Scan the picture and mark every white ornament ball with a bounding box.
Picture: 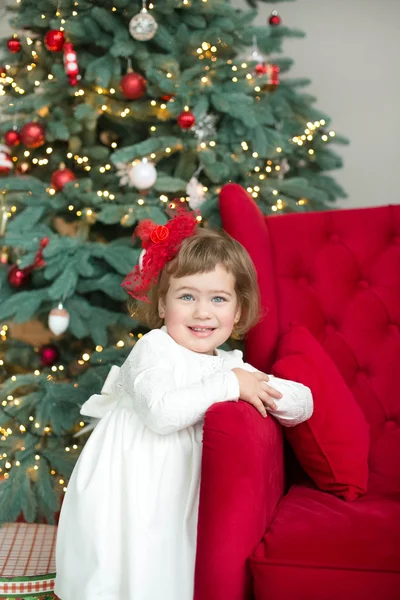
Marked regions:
[129,8,158,41]
[129,160,157,190]
[48,304,70,335]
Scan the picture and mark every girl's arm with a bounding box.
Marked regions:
[240,362,313,427]
[120,334,240,435]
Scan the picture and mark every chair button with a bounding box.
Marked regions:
[297,276,308,286]
[358,280,369,290]
[325,320,336,334]
[357,367,369,377]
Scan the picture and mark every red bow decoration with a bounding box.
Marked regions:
[34,237,49,268]
[122,211,198,302]
[150,225,169,244]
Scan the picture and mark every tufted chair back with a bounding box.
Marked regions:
[220,184,400,495]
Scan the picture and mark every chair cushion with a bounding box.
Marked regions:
[272,326,369,501]
[251,485,400,600]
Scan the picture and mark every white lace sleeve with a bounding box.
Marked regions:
[262,375,313,427]
[120,335,240,435]
[239,362,313,427]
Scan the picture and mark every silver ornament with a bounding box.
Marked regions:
[129,7,158,42]
[192,114,218,143]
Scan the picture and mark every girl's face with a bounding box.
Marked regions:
[158,264,241,355]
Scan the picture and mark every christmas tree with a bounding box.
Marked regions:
[0,0,347,523]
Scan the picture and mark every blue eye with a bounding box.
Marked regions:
[212,296,227,303]
[180,294,194,301]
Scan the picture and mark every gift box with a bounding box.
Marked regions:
[0,523,57,599]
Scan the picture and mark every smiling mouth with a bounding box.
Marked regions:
[188,326,216,334]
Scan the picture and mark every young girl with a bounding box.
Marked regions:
[55,212,313,600]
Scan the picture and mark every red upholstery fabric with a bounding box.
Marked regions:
[218,183,279,371]
[194,401,284,600]
[220,184,400,495]
[193,184,400,600]
[251,485,400,600]
[272,326,370,500]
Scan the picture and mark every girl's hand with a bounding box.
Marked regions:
[232,368,283,418]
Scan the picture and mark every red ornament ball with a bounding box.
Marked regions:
[68,76,78,86]
[177,111,195,130]
[7,37,21,53]
[161,94,174,101]
[50,167,76,192]
[39,344,60,367]
[120,72,147,100]
[20,122,46,148]
[0,66,6,77]
[4,129,21,147]
[44,29,65,52]
[255,63,268,75]
[269,11,282,26]
[8,265,31,289]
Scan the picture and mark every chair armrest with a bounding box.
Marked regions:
[194,401,285,600]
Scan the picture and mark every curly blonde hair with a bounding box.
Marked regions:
[129,227,261,337]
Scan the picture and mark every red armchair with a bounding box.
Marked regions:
[194,184,400,600]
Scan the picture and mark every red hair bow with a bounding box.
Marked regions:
[122,211,198,302]
[150,225,169,244]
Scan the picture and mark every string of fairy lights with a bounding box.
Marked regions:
[0,0,337,226]
[0,328,144,489]
[0,0,338,497]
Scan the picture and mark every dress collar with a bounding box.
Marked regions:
[160,326,222,361]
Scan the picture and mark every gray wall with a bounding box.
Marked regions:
[232,0,400,208]
[2,1,399,208]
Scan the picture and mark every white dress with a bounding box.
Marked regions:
[54,327,312,600]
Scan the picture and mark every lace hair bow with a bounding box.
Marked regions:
[122,211,198,302]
